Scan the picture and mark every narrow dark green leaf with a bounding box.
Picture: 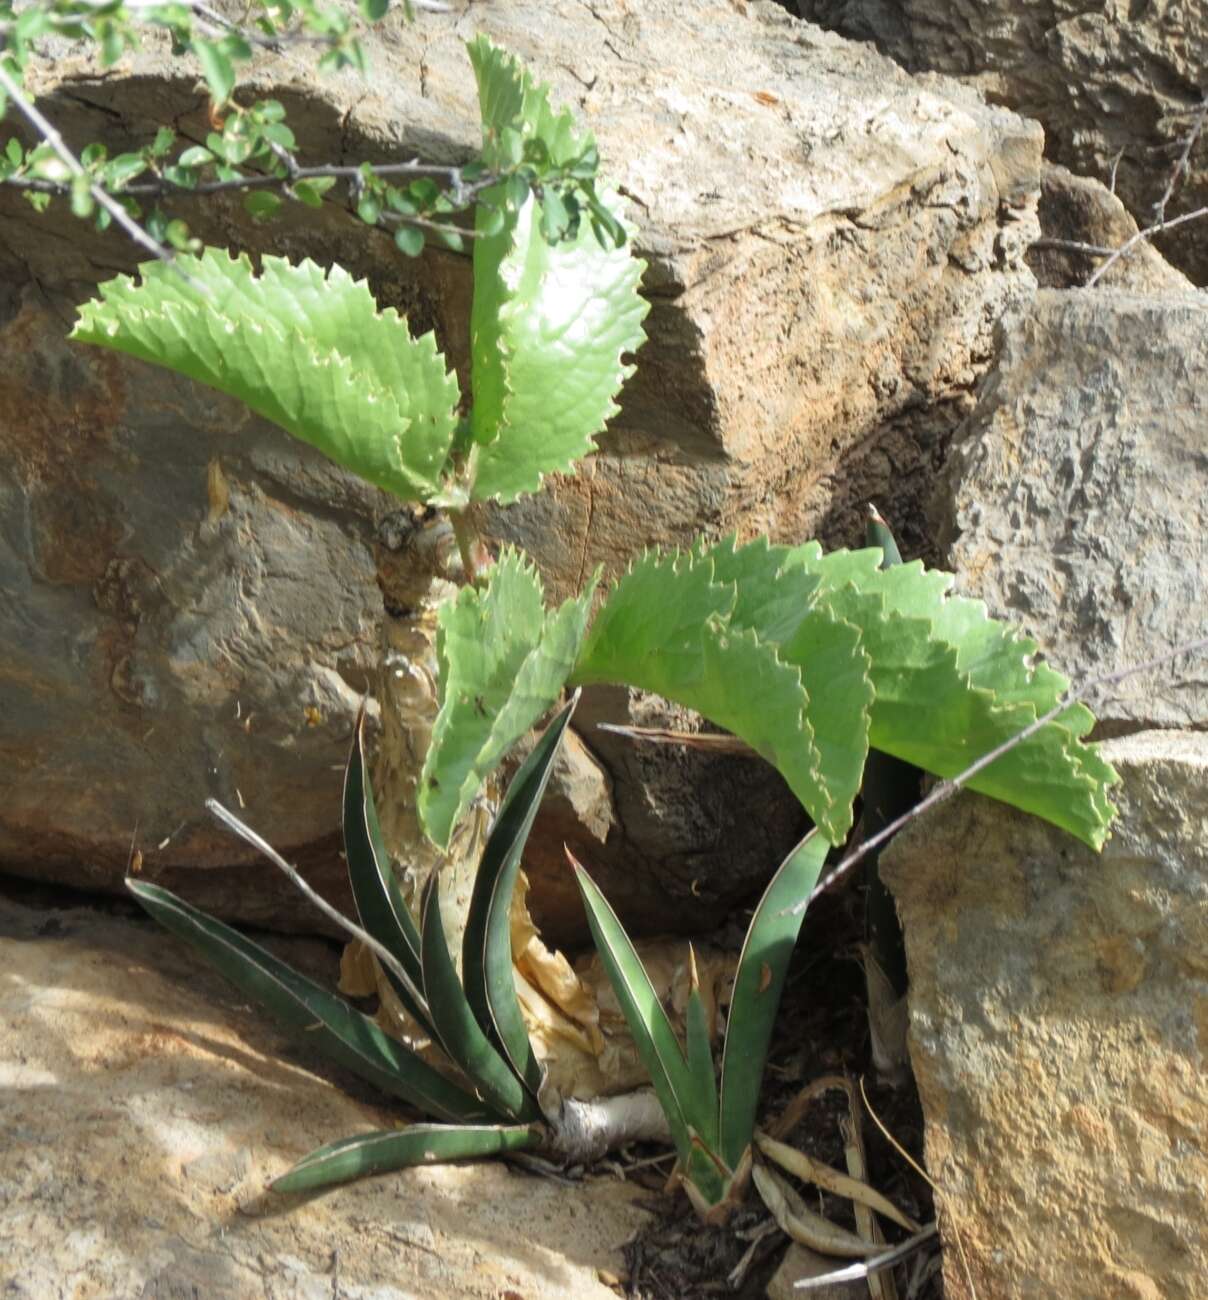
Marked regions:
[271,1123,537,1194]
[342,707,433,1035]
[718,830,831,1170]
[866,506,903,567]
[571,853,695,1168]
[462,696,578,1098]
[358,0,389,21]
[126,879,487,1123]
[420,876,537,1121]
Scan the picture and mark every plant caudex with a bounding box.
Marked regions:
[76,36,1119,1218]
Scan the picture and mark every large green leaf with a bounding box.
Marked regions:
[469,190,648,502]
[420,549,596,849]
[465,37,648,501]
[790,553,1118,849]
[343,707,432,1035]
[462,697,579,1099]
[419,875,537,1122]
[126,880,488,1123]
[571,549,850,838]
[717,831,830,1169]
[271,1123,537,1194]
[72,248,460,502]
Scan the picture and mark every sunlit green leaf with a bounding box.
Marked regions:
[72,248,460,503]
[271,1123,536,1194]
[420,549,595,848]
[717,831,830,1169]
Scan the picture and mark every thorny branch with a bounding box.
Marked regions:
[791,633,1208,914]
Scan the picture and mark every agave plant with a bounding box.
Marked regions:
[72,30,1122,1227]
[128,700,573,1192]
[571,828,831,1220]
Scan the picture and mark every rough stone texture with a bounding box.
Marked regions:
[936,288,1208,733]
[881,730,1208,1300]
[0,891,647,1298]
[1028,163,1196,294]
[1,0,1041,931]
[797,0,1208,285]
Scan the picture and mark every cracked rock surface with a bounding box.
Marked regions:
[798,0,1208,285]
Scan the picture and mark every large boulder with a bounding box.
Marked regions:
[797,0,1208,284]
[936,288,1208,732]
[0,892,647,1297]
[881,731,1208,1299]
[0,0,1042,936]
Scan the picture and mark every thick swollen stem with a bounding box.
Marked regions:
[372,508,498,972]
[540,1088,671,1165]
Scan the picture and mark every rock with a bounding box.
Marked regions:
[766,1244,857,1299]
[936,288,1208,732]
[1028,163,1196,294]
[797,0,1208,285]
[0,0,1042,931]
[880,730,1208,1300]
[0,891,647,1298]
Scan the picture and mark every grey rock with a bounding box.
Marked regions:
[936,288,1208,732]
[1,0,1042,931]
[881,730,1208,1300]
[797,0,1208,284]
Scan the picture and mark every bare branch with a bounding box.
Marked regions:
[1151,94,1207,227]
[790,633,1208,914]
[1079,95,1208,288]
[1081,203,1208,287]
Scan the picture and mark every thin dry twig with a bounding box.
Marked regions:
[859,1078,976,1300]
[203,796,428,1010]
[1084,201,1208,287]
[793,633,1208,913]
[790,1224,939,1291]
[1150,94,1207,227]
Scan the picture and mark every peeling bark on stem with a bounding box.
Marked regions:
[539,1088,671,1164]
[372,508,497,976]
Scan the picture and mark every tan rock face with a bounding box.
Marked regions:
[0,0,1040,932]
[0,893,647,1298]
[799,0,1208,285]
[880,731,1208,1300]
